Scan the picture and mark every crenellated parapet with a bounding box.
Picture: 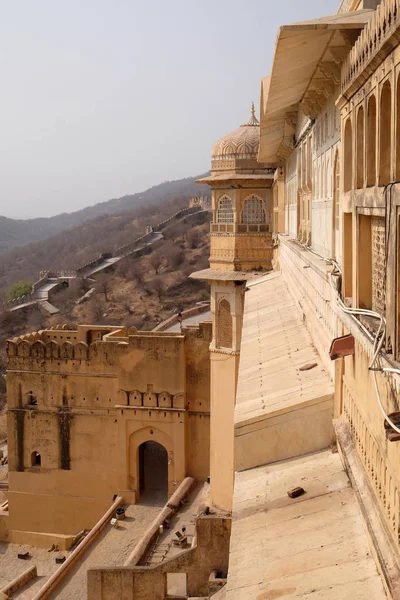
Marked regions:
[7,338,90,361]
[189,196,211,211]
[2,292,35,309]
[7,324,186,366]
[341,0,400,98]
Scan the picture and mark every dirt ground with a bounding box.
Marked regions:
[0,541,61,599]
[0,501,162,600]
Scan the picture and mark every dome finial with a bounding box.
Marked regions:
[241,102,259,127]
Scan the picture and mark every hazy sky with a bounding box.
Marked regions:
[0,0,338,219]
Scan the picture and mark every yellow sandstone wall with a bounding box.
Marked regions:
[4,324,212,544]
[209,352,239,512]
[278,237,400,554]
[185,323,212,481]
[210,233,273,271]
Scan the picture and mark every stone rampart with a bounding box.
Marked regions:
[87,516,231,600]
[153,206,201,232]
[189,196,211,211]
[6,326,184,364]
[114,206,202,257]
[154,302,211,331]
[76,253,112,277]
[32,273,50,292]
[2,203,204,312]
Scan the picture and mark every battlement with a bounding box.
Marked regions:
[7,323,186,364]
[189,196,211,211]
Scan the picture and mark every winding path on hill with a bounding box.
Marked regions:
[5,208,205,315]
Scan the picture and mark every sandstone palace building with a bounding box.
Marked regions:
[2,0,400,598]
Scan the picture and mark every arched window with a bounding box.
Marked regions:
[26,391,37,406]
[367,95,377,186]
[216,196,234,223]
[396,76,400,178]
[379,80,392,186]
[241,196,266,224]
[31,451,41,467]
[333,151,340,258]
[356,106,365,189]
[326,157,330,197]
[344,118,353,192]
[216,299,233,349]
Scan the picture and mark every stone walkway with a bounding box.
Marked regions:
[165,311,212,332]
[234,271,334,472]
[0,502,161,600]
[225,449,387,599]
[143,482,208,567]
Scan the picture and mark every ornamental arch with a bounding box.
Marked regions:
[216,196,234,224]
[356,105,365,189]
[396,75,400,178]
[379,80,392,186]
[343,118,353,192]
[216,298,233,349]
[367,94,377,186]
[128,426,174,503]
[240,195,266,224]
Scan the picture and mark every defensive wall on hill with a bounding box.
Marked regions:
[1,203,208,314]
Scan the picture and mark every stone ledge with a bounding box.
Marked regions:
[335,417,400,598]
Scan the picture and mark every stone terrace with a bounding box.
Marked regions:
[225,449,387,599]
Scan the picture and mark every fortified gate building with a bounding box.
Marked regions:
[3,0,400,598]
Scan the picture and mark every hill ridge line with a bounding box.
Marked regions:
[3,205,206,315]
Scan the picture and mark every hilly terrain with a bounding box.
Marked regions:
[0,175,212,415]
[0,174,208,254]
[0,197,205,298]
[0,211,212,413]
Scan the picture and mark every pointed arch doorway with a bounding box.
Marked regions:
[138,441,168,504]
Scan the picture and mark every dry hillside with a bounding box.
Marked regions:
[0,174,209,254]
[0,196,208,299]
[0,213,211,411]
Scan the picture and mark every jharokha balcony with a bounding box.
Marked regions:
[341,0,400,96]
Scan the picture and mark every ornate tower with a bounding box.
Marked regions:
[192,105,274,511]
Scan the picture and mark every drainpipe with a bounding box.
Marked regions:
[30,495,123,600]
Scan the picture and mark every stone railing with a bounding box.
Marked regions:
[1,293,36,310]
[153,302,211,331]
[341,0,400,94]
[114,232,154,258]
[2,269,79,312]
[152,206,202,232]
[189,196,211,211]
[279,235,400,553]
[76,253,112,276]
[278,236,339,378]
[32,273,51,292]
[53,269,77,278]
[2,203,204,312]
[342,373,400,549]
[210,223,270,234]
[114,206,203,257]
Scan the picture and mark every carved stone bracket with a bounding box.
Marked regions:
[319,61,341,86]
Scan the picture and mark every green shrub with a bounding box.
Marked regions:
[7,281,32,301]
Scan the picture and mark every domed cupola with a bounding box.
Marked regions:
[211,103,263,173]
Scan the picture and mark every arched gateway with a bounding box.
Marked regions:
[138,441,168,504]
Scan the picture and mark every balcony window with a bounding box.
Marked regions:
[241,196,266,224]
[216,197,234,224]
